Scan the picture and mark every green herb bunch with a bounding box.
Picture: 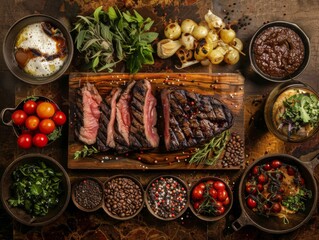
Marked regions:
[281,92,319,131]
[8,162,63,217]
[73,6,158,73]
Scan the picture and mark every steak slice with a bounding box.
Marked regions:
[130,79,160,149]
[161,89,233,151]
[75,83,102,145]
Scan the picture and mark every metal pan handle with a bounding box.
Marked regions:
[232,211,251,231]
[0,107,15,126]
[306,153,319,173]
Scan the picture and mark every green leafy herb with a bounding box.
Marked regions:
[74,145,99,159]
[48,127,62,141]
[189,130,230,166]
[280,92,319,132]
[8,162,63,217]
[282,188,312,212]
[73,6,158,73]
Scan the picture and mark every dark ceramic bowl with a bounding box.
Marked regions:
[1,153,71,226]
[145,175,189,221]
[264,80,319,142]
[3,14,73,85]
[102,175,144,220]
[72,177,104,212]
[189,176,233,221]
[249,21,310,82]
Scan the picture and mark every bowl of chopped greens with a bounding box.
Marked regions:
[1,153,71,226]
[264,80,319,142]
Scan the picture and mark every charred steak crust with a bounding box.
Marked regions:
[161,89,233,152]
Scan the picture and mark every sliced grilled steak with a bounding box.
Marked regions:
[75,83,102,145]
[130,79,160,149]
[161,89,233,151]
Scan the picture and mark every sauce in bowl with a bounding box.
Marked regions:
[14,22,68,77]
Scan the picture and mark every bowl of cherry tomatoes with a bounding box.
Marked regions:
[0,96,67,149]
[189,177,233,221]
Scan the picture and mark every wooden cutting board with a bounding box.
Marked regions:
[68,72,244,170]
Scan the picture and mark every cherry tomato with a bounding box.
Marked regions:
[197,182,206,190]
[193,201,201,210]
[52,111,67,126]
[217,189,228,202]
[286,165,295,176]
[36,102,55,119]
[39,119,56,134]
[299,177,305,186]
[252,166,260,175]
[215,205,225,216]
[206,180,214,186]
[192,186,204,200]
[32,133,48,148]
[257,183,264,192]
[209,187,218,199]
[271,202,282,213]
[11,110,27,126]
[271,160,282,169]
[263,163,272,171]
[23,100,37,115]
[258,173,269,184]
[223,197,230,206]
[17,133,33,149]
[270,193,283,202]
[25,115,40,131]
[213,181,226,191]
[245,184,257,195]
[246,197,257,209]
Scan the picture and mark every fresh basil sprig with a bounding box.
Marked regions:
[73,6,158,73]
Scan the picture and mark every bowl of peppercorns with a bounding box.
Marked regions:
[145,175,189,221]
[103,175,144,220]
[71,177,104,212]
[189,177,233,221]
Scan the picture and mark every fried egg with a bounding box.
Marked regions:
[15,22,67,77]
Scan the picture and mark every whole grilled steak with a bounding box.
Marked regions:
[75,83,102,145]
[161,89,233,152]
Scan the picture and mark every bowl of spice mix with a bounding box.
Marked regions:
[145,175,189,221]
[103,175,144,220]
[249,21,310,82]
[72,177,104,212]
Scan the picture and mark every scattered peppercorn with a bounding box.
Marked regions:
[147,176,187,219]
[104,177,143,218]
[221,132,244,168]
[74,178,103,210]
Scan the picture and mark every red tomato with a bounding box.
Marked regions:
[23,100,37,115]
[246,197,257,209]
[192,186,204,200]
[223,197,230,206]
[252,166,260,175]
[271,160,282,169]
[270,193,283,202]
[209,187,218,199]
[52,111,67,125]
[17,133,33,149]
[263,163,272,171]
[299,177,305,186]
[11,110,27,126]
[257,183,264,192]
[215,205,225,216]
[196,182,206,190]
[245,184,257,195]
[36,102,55,119]
[206,180,214,186]
[213,181,226,191]
[25,115,40,131]
[258,173,269,184]
[32,133,48,148]
[193,201,201,210]
[286,165,295,176]
[217,189,228,202]
[271,202,282,213]
[39,119,56,134]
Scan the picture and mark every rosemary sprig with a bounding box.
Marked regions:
[74,145,99,159]
[189,130,230,166]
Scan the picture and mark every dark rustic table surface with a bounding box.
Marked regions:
[0,0,318,239]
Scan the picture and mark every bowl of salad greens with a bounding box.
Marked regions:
[1,153,71,226]
[264,80,319,142]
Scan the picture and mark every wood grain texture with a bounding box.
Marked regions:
[68,72,244,170]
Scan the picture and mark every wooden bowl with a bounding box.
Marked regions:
[1,153,71,226]
[72,177,104,212]
[189,176,233,221]
[145,175,189,221]
[102,175,144,220]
